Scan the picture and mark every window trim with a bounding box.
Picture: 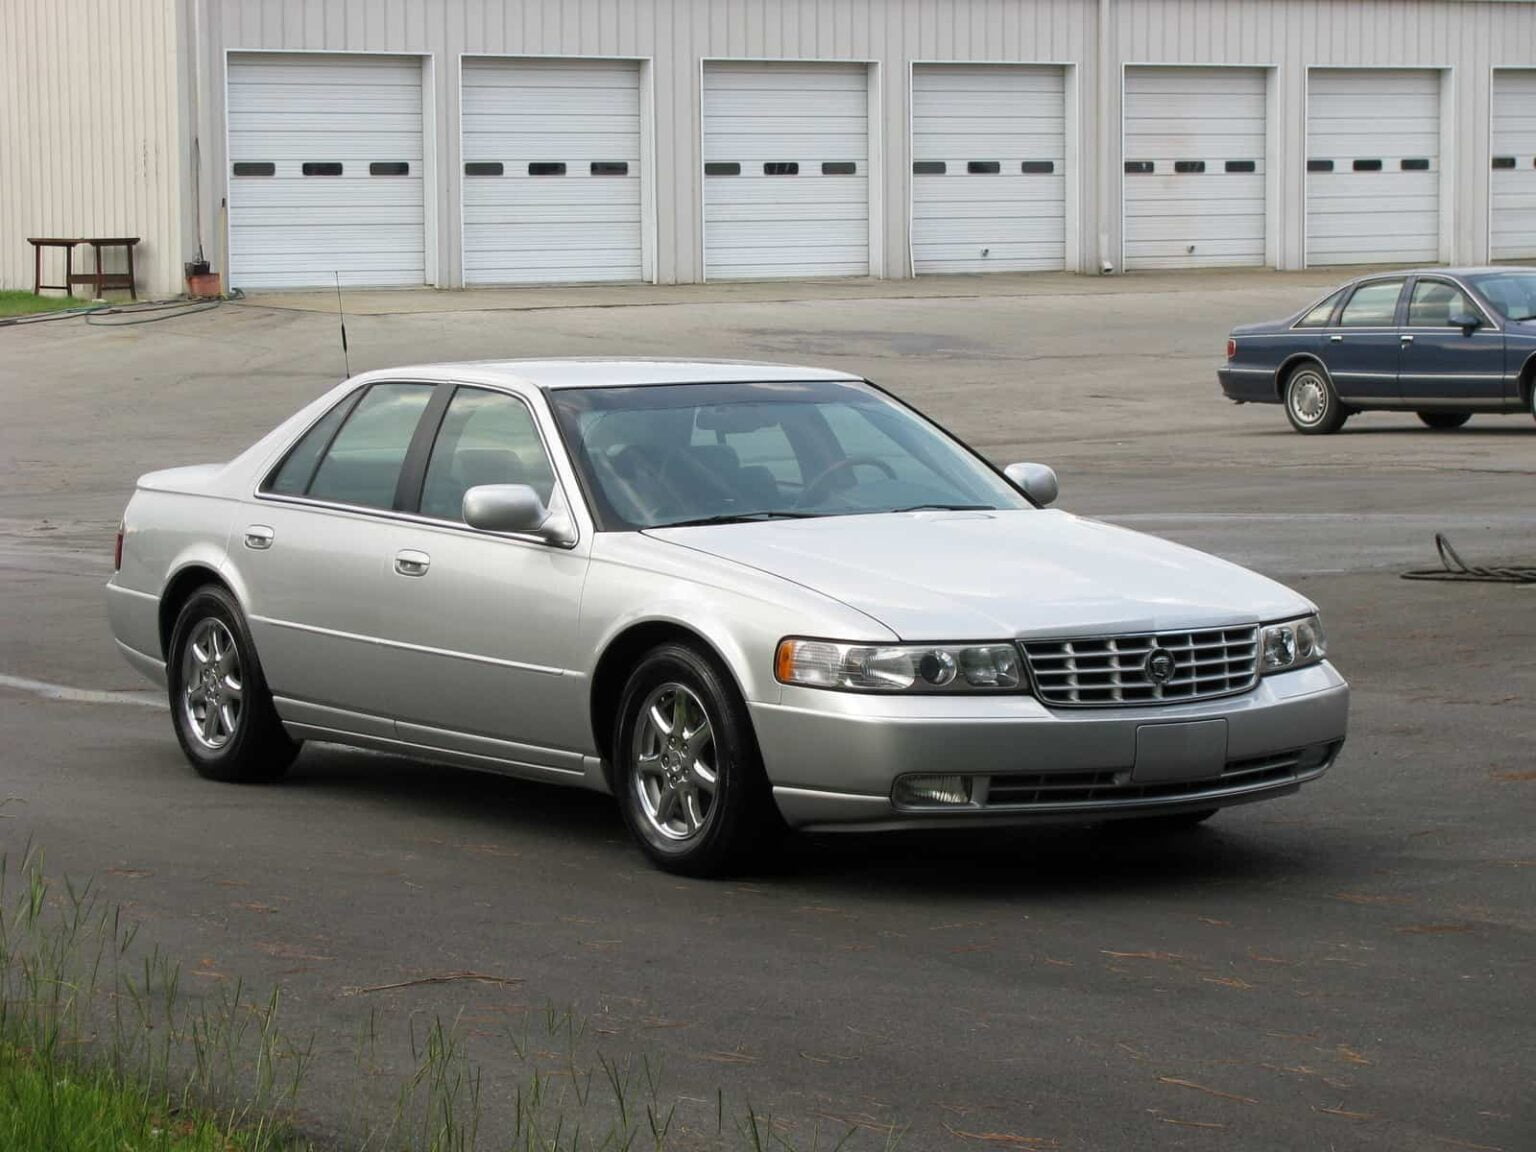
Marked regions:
[1402,276,1497,332]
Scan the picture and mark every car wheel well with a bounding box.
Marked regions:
[158,565,229,658]
[590,622,741,789]
[1276,355,1328,402]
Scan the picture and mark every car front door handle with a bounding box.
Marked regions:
[1329,334,1343,342]
[1400,334,1415,343]
[244,525,274,550]
[394,549,431,577]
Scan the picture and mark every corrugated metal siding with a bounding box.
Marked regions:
[0,0,184,296]
[165,0,1536,284]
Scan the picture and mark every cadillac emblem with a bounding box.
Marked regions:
[1145,648,1177,685]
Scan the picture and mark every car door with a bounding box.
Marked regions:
[239,380,439,735]
[372,384,594,773]
[1398,277,1506,408]
[1320,278,1408,404]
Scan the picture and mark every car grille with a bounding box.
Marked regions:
[1020,626,1259,707]
[982,747,1327,809]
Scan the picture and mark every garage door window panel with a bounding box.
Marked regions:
[306,383,435,511]
[419,389,558,523]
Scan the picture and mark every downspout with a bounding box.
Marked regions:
[1097,0,1114,272]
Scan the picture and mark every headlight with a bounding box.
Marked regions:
[1259,615,1327,674]
[775,638,1025,693]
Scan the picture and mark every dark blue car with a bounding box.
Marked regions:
[1219,268,1536,434]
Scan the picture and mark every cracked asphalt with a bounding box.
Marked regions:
[1,271,1533,1150]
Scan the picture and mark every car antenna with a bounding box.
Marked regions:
[334,271,352,378]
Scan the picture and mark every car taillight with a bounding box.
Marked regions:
[114,522,124,571]
[1226,338,1237,360]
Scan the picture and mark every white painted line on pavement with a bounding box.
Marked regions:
[0,674,166,710]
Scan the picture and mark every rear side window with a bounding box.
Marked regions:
[1338,281,1404,328]
[1295,288,1346,328]
[419,388,558,522]
[304,383,435,509]
[265,395,357,496]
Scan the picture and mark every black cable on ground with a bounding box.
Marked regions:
[1402,533,1536,585]
[84,298,222,326]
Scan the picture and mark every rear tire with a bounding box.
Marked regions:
[1283,363,1347,435]
[1417,411,1471,430]
[613,643,779,877]
[167,585,297,783]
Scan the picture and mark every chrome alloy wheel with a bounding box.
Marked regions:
[180,618,243,750]
[1287,370,1329,426]
[631,682,718,842]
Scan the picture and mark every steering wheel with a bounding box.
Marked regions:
[796,455,898,508]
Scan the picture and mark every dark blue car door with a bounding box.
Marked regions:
[1320,278,1407,403]
[1397,277,1505,407]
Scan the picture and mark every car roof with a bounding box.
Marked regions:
[1350,267,1528,282]
[348,358,864,391]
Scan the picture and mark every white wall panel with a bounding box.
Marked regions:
[0,0,183,296]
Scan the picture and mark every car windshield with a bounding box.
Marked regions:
[549,378,1031,530]
[1466,272,1536,321]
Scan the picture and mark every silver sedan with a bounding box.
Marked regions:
[107,360,1349,875]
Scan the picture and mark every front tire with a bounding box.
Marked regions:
[167,585,297,783]
[1284,363,1347,435]
[1417,411,1471,430]
[613,643,778,876]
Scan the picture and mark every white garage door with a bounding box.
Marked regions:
[461,58,643,285]
[1491,70,1536,261]
[703,62,870,280]
[227,55,426,290]
[911,65,1066,274]
[1306,70,1441,266]
[1122,67,1267,270]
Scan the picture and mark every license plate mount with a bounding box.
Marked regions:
[1133,719,1229,783]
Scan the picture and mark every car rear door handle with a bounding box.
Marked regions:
[394,549,431,577]
[244,525,274,550]
[1400,334,1415,343]
[1329,335,1344,343]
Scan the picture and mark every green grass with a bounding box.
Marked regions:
[0,290,96,317]
[0,1045,305,1152]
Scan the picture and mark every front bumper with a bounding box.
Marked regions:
[750,662,1348,831]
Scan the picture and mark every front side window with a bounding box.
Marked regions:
[1295,288,1345,328]
[1467,272,1536,322]
[419,388,558,523]
[550,379,1031,530]
[1407,281,1479,328]
[304,383,434,510]
[1338,281,1404,328]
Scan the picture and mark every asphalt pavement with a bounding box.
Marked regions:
[1,271,1532,1150]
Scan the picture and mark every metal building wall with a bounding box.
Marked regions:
[178,0,1536,286]
[0,0,186,297]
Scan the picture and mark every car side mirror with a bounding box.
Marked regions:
[1448,311,1482,335]
[1004,462,1059,507]
[463,484,575,545]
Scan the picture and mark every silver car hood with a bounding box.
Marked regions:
[646,509,1312,640]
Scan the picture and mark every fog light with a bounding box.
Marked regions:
[893,774,973,807]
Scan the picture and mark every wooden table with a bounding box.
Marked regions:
[28,237,139,300]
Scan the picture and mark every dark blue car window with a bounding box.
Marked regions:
[1338,281,1404,328]
[1295,288,1346,328]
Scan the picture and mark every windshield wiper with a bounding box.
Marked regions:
[651,511,821,529]
[888,503,996,513]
